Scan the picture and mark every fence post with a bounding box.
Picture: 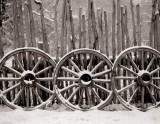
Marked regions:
[82,15,86,48]
[136,4,141,46]
[91,0,99,50]
[88,0,92,49]
[97,8,104,53]
[17,0,25,47]
[124,5,130,48]
[104,11,109,56]
[0,0,4,59]
[35,1,49,53]
[112,0,116,60]
[117,0,121,54]
[130,0,137,46]
[54,0,59,61]
[60,0,66,56]
[121,6,125,51]
[27,0,36,47]
[13,0,20,48]
[79,7,82,48]
[24,2,31,47]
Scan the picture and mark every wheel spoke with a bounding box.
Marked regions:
[36,77,54,81]
[87,54,93,71]
[26,87,30,108]
[127,54,139,72]
[69,59,81,72]
[78,87,84,106]
[35,66,53,76]
[4,65,21,76]
[146,56,156,71]
[36,83,55,95]
[12,87,24,103]
[67,87,80,101]
[91,61,104,73]
[146,86,157,104]
[117,82,136,94]
[61,66,79,77]
[114,76,137,80]
[14,56,25,72]
[2,83,21,94]
[59,83,78,93]
[92,79,111,83]
[57,77,79,82]
[141,87,145,109]
[150,67,160,75]
[150,83,160,91]
[91,88,101,103]
[93,83,111,94]
[152,77,160,80]
[32,88,43,104]
[128,87,138,103]
[32,57,42,72]
[0,77,21,81]
[119,65,137,76]
[92,69,111,78]
[86,87,91,108]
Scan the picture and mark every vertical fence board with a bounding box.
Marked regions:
[17,0,25,47]
[27,0,36,47]
[24,2,31,47]
[79,7,82,48]
[117,0,121,54]
[104,11,109,56]
[88,0,92,49]
[112,0,116,60]
[136,4,141,46]
[82,15,86,48]
[130,0,137,46]
[91,0,99,50]
[13,0,20,48]
[124,5,130,48]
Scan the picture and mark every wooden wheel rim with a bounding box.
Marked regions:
[54,48,113,111]
[0,47,56,110]
[112,46,160,111]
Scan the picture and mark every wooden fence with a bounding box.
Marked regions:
[0,0,160,106]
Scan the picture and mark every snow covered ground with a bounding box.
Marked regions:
[0,104,159,124]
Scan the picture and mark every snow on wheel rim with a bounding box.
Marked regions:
[53,48,113,111]
[0,47,56,110]
[112,46,160,111]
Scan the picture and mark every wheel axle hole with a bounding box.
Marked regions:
[24,73,35,81]
[80,74,92,82]
[142,74,151,82]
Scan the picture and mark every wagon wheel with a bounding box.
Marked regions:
[112,46,160,111]
[0,47,56,110]
[54,48,113,110]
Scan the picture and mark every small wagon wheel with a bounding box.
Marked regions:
[112,46,160,111]
[0,47,56,110]
[53,48,113,110]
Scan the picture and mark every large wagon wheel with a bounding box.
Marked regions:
[54,48,113,110]
[112,46,160,111]
[0,47,56,110]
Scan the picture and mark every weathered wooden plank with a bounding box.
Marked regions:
[136,4,141,46]
[27,0,36,47]
[112,0,116,60]
[117,0,121,54]
[130,0,137,46]
[104,11,109,56]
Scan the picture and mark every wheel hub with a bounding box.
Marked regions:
[137,70,151,86]
[21,71,36,86]
[80,71,92,86]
